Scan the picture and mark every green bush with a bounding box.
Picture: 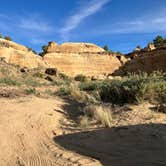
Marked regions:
[4,36,12,41]
[59,73,69,80]
[57,86,71,96]
[153,35,165,47]
[99,72,166,104]
[83,104,112,127]
[23,76,42,87]
[33,72,44,78]
[24,88,37,95]
[0,77,21,86]
[79,81,98,91]
[75,74,87,82]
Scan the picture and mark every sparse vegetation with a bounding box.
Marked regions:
[76,71,166,105]
[103,45,114,53]
[39,44,48,56]
[79,115,90,128]
[0,77,21,86]
[24,88,37,95]
[103,45,109,51]
[4,36,12,41]
[99,71,166,104]
[44,89,54,96]
[83,104,112,127]
[57,86,72,96]
[27,47,37,54]
[74,74,87,82]
[79,81,98,91]
[153,35,165,47]
[33,72,44,78]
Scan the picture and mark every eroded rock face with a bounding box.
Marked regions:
[0,40,122,76]
[43,42,122,76]
[46,42,105,53]
[114,48,166,75]
[0,39,46,68]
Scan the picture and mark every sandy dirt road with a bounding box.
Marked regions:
[0,96,101,166]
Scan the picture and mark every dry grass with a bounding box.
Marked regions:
[79,116,90,128]
[84,104,112,127]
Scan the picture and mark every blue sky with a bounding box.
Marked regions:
[0,0,166,53]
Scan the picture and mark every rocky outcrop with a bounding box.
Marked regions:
[43,42,122,76]
[114,48,166,75]
[0,40,122,76]
[0,39,46,68]
[46,42,105,53]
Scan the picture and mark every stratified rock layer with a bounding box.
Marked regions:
[114,48,166,75]
[43,42,122,76]
[46,42,105,53]
[0,39,46,68]
[0,40,122,76]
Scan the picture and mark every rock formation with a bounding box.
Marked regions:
[114,48,166,75]
[46,42,105,53]
[0,38,46,68]
[144,43,156,51]
[43,42,122,76]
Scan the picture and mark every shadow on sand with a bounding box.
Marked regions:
[54,124,166,166]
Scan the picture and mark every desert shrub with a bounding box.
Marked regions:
[83,104,112,127]
[99,71,166,104]
[23,76,42,87]
[33,72,44,78]
[59,73,69,80]
[44,89,54,96]
[57,86,72,96]
[58,73,71,84]
[75,74,87,82]
[51,80,63,86]
[0,77,21,86]
[4,36,12,41]
[103,45,109,51]
[79,81,98,91]
[79,115,90,128]
[0,68,10,75]
[153,35,165,47]
[24,88,36,95]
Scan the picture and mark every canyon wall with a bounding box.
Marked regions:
[114,48,166,75]
[0,39,123,76]
[43,42,122,76]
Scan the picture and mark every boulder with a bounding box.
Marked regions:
[45,76,54,82]
[144,43,156,51]
[20,67,29,73]
[45,68,57,76]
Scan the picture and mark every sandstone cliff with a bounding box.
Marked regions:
[0,39,123,76]
[114,48,166,75]
[43,42,122,76]
[0,38,46,68]
[46,42,105,53]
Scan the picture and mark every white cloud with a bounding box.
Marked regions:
[89,13,166,36]
[0,13,55,47]
[114,16,166,34]
[30,38,47,45]
[19,17,52,32]
[60,0,110,41]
